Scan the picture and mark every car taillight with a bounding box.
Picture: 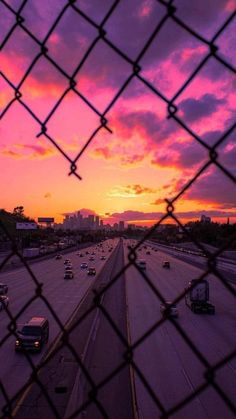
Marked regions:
[34,341,40,347]
[15,340,20,346]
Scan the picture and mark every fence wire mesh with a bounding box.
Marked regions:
[0,0,236,418]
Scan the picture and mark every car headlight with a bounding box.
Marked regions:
[15,340,20,346]
[34,341,40,347]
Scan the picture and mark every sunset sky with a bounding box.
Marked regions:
[0,0,235,226]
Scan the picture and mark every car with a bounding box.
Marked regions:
[91,252,95,255]
[89,256,95,261]
[0,283,8,294]
[87,267,96,276]
[160,302,178,318]
[79,253,84,257]
[81,262,88,269]
[15,317,49,352]
[85,251,89,255]
[146,251,151,255]
[138,260,146,270]
[55,254,62,260]
[0,295,9,310]
[64,271,74,279]
[65,265,73,271]
[64,259,71,265]
[100,256,106,260]
[162,261,170,268]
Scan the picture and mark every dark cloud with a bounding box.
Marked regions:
[152,139,207,170]
[118,110,179,144]
[175,167,236,209]
[179,93,226,122]
[106,208,236,223]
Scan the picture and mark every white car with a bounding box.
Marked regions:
[160,302,178,318]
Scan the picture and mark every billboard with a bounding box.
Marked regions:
[38,217,54,223]
[16,222,37,230]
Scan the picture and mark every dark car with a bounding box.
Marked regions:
[81,262,88,269]
[85,251,89,255]
[0,295,9,310]
[0,283,8,294]
[89,256,95,261]
[87,267,96,276]
[146,251,151,255]
[55,254,62,260]
[64,259,71,265]
[15,317,49,352]
[162,261,170,268]
[100,256,106,260]
[160,302,178,318]
[65,265,73,271]
[64,271,74,279]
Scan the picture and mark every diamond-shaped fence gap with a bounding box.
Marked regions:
[74,39,133,113]
[20,0,65,42]
[103,0,166,61]
[0,24,40,86]
[18,56,69,121]
[0,100,52,162]
[45,89,102,160]
[45,5,98,76]
[139,17,209,99]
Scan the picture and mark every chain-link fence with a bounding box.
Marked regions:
[0,0,236,417]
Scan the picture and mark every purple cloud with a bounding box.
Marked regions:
[179,93,226,122]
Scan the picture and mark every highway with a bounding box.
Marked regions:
[0,239,119,416]
[125,240,236,419]
[0,238,235,418]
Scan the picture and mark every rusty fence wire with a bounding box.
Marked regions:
[0,0,236,417]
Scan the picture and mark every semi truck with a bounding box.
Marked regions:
[185,279,215,314]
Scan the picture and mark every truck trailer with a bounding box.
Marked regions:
[185,279,215,314]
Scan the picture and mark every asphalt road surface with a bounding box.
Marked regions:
[0,239,118,416]
[0,238,235,418]
[125,240,236,419]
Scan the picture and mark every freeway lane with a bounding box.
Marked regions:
[0,239,118,416]
[125,241,236,419]
[147,241,236,282]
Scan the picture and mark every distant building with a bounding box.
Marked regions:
[118,221,125,231]
[95,216,100,230]
[200,215,211,223]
